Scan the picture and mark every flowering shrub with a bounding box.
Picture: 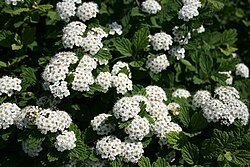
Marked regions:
[0,0,250,166]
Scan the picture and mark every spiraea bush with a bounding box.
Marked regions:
[0,0,250,166]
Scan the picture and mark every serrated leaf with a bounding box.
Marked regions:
[36,4,53,11]
[152,157,170,167]
[220,29,237,45]
[224,152,232,161]
[149,71,161,81]
[2,8,30,15]
[0,30,15,47]
[231,150,250,166]
[69,140,90,162]
[129,60,144,68]
[211,73,228,84]
[193,76,206,84]
[179,105,190,127]
[138,156,151,167]
[1,128,13,141]
[132,27,150,52]
[95,48,112,61]
[199,54,213,74]
[113,37,132,57]
[213,129,229,147]
[190,112,208,131]
[181,142,199,165]
[167,131,188,150]
[111,157,123,167]
[208,0,224,10]
[47,150,59,162]
[21,67,37,86]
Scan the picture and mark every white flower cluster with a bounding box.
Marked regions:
[56,1,98,22]
[167,102,181,115]
[120,140,144,163]
[194,25,205,33]
[146,85,167,102]
[72,55,97,92]
[172,88,191,98]
[111,61,133,94]
[76,2,99,22]
[141,0,161,14]
[149,32,173,51]
[22,139,43,157]
[95,72,112,93]
[146,54,170,74]
[42,52,78,98]
[0,76,22,96]
[82,27,107,55]
[0,103,21,129]
[55,130,76,152]
[193,86,249,126]
[95,136,144,163]
[62,21,87,49]
[218,71,233,85]
[109,22,123,35]
[96,136,122,161]
[192,90,211,109]
[34,109,72,134]
[236,63,249,78]
[169,46,186,60]
[125,116,150,141]
[178,0,202,21]
[172,26,191,45]
[91,113,115,135]
[5,0,23,5]
[113,97,141,121]
[15,105,40,130]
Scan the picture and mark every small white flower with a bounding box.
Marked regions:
[109,22,123,35]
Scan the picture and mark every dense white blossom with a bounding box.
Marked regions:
[62,21,87,49]
[145,85,167,102]
[35,109,72,134]
[15,105,40,130]
[76,2,99,22]
[167,102,181,115]
[96,136,122,161]
[87,27,108,39]
[214,86,240,102]
[55,130,76,152]
[56,1,76,22]
[120,140,144,163]
[49,81,70,99]
[109,22,123,35]
[172,26,191,45]
[172,88,191,98]
[147,101,168,119]
[22,139,43,157]
[91,113,115,135]
[95,72,112,93]
[169,46,186,60]
[146,54,170,73]
[72,71,95,92]
[82,34,103,55]
[0,76,21,96]
[178,0,201,21]
[76,55,97,72]
[141,0,161,14]
[149,32,173,51]
[0,103,21,129]
[192,90,211,109]
[235,63,249,78]
[112,73,133,95]
[113,97,140,121]
[125,116,150,141]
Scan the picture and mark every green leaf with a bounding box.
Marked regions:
[0,30,15,47]
[0,61,7,68]
[11,43,23,50]
[190,112,208,131]
[1,128,13,141]
[213,129,229,147]
[208,0,224,10]
[21,67,37,86]
[219,45,238,56]
[132,27,150,52]
[36,4,53,11]
[138,156,152,167]
[113,37,133,57]
[152,157,170,167]
[180,59,192,67]
[167,131,188,150]
[193,76,206,84]
[224,152,232,161]
[179,105,190,127]
[2,8,30,15]
[220,29,237,45]
[199,54,213,74]
[69,140,90,162]
[47,149,59,162]
[95,48,112,61]
[231,150,250,166]
[22,27,36,45]
[110,157,123,167]
[211,73,228,84]
[149,71,161,81]
[131,7,145,17]
[181,142,199,165]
